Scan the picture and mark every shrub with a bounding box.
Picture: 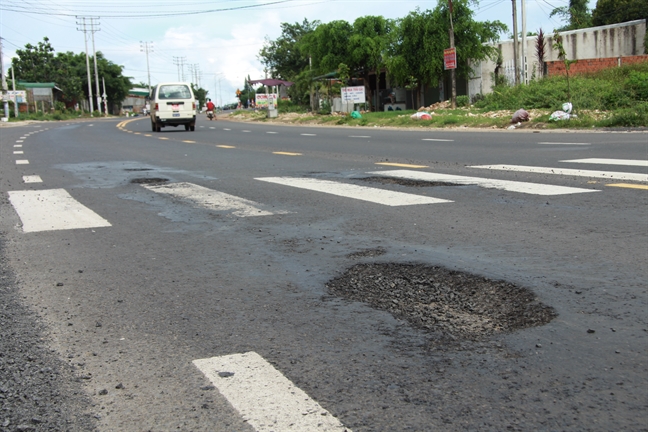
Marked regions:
[456,95,470,107]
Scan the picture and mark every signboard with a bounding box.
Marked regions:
[444,48,457,70]
[255,93,277,109]
[341,86,366,103]
[3,90,27,103]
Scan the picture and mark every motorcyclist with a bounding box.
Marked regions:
[206,98,216,120]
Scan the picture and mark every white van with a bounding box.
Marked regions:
[149,82,196,132]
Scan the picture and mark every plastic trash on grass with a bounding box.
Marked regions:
[549,102,576,122]
[411,112,433,120]
[351,111,362,119]
[511,109,529,123]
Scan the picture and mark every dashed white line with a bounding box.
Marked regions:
[242,130,251,133]
[367,169,599,196]
[223,128,231,131]
[193,352,350,432]
[256,177,451,206]
[16,140,24,143]
[7,189,111,232]
[16,160,29,165]
[266,131,278,134]
[422,138,454,142]
[349,135,371,138]
[560,158,648,167]
[14,144,22,148]
[537,142,590,145]
[13,151,24,154]
[469,164,648,182]
[301,133,317,136]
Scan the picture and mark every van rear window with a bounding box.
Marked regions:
[159,85,192,100]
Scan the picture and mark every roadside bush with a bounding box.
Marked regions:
[277,99,308,114]
[318,100,331,115]
[456,95,470,107]
[600,102,648,127]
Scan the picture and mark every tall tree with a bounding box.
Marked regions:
[550,0,592,31]
[300,20,353,74]
[385,2,506,106]
[592,0,648,26]
[259,19,319,80]
[348,16,393,110]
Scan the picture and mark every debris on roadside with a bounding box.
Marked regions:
[511,109,530,123]
[411,112,433,120]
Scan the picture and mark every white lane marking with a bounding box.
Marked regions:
[19,136,27,139]
[367,170,598,196]
[469,164,648,182]
[256,177,452,206]
[142,182,286,217]
[16,160,29,165]
[209,127,216,129]
[242,130,251,133]
[88,124,94,127]
[537,142,590,145]
[422,138,454,142]
[193,352,350,432]
[14,144,22,147]
[16,140,24,143]
[23,175,43,183]
[349,135,371,138]
[7,189,111,233]
[301,133,317,136]
[13,151,24,154]
[266,131,278,134]
[560,158,648,167]
[223,128,231,131]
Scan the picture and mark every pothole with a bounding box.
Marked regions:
[326,263,556,340]
[130,178,169,185]
[359,177,461,187]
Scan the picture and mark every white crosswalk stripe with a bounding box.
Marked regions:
[469,164,648,182]
[367,170,599,196]
[560,158,648,167]
[7,189,111,233]
[193,352,350,432]
[142,182,289,217]
[256,177,452,206]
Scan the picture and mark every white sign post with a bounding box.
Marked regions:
[341,86,366,103]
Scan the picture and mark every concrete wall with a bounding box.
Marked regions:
[475,19,646,97]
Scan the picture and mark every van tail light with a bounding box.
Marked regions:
[155,103,159,110]
[192,102,196,110]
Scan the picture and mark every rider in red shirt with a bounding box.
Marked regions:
[206,99,216,120]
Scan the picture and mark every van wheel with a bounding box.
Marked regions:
[190,125,195,131]
[151,121,156,132]
[184,124,190,131]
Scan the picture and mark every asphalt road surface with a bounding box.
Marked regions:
[1,116,646,431]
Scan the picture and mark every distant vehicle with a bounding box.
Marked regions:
[149,82,196,132]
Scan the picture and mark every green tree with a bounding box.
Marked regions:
[385,2,506,107]
[550,0,592,31]
[192,84,208,108]
[348,16,393,110]
[300,20,353,75]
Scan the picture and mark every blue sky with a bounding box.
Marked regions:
[1,0,595,104]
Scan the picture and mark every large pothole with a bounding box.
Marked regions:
[326,263,556,340]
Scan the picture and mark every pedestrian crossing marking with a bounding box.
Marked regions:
[7,189,111,233]
[469,164,648,182]
[375,162,428,169]
[23,175,42,183]
[142,182,287,217]
[16,160,29,164]
[367,169,599,196]
[193,352,350,432]
[606,183,648,190]
[256,177,452,206]
[561,158,648,167]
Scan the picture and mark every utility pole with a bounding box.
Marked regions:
[77,16,94,114]
[11,64,18,118]
[102,76,108,115]
[141,41,153,91]
[89,17,102,114]
[0,37,9,120]
[512,0,520,85]
[172,56,184,81]
[520,0,527,84]
[448,0,456,109]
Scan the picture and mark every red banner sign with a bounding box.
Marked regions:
[444,48,457,70]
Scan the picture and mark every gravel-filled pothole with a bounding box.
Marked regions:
[326,263,556,340]
[360,177,461,187]
[130,177,169,185]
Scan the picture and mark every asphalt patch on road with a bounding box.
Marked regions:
[326,263,556,341]
[130,177,169,185]
[359,176,461,187]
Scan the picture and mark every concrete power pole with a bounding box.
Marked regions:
[521,0,527,84]
[512,0,520,85]
[89,17,102,114]
[448,0,456,109]
[0,37,9,120]
[141,41,153,91]
[77,17,94,114]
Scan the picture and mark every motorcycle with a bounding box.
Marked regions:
[206,110,214,121]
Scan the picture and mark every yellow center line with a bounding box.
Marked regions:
[183,140,196,143]
[606,183,648,190]
[217,145,236,148]
[375,162,429,169]
[273,151,303,156]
